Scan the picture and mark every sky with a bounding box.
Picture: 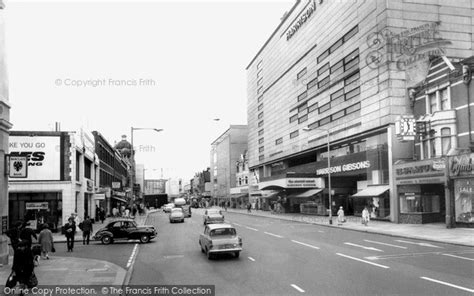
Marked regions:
[4,0,294,181]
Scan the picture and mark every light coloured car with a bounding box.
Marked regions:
[163,203,175,213]
[169,208,185,223]
[199,224,242,259]
[203,208,224,225]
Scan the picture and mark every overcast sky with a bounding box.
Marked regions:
[5,0,293,181]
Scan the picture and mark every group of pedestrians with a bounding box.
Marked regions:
[336,206,371,226]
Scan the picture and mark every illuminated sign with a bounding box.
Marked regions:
[316,161,371,176]
[450,153,474,177]
[395,115,416,142]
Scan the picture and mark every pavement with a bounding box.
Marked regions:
[222,207,474,247]
[0,209,159,287]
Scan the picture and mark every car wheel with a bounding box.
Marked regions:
[234,252,240,258]
[101,236,112,245]
[140,235,150,243]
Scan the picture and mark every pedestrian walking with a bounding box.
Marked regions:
[99,208,106,223]
[38,224,54,260]
[81,216,93,245]
[7,240,37,289]
[5,221,22,252]
[362,206,370,226]
[125,207,130,218]
[64,217,76,252]
[19,222,37,248]
[337,206,345,226]
[247,203,252,213]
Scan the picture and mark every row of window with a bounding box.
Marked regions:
[317,26,358,64]
[307,102,361,130]
[237,176,249,186]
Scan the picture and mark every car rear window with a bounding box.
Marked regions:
[210,228,236,237]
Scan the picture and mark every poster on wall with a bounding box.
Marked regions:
[8,136,61,181]
[454,179,474,223]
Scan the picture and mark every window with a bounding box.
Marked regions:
[298,91,308,102]
[330,38,343,54]
[308,102,318,113]
[307,77,318,90]
[257,78,263,86]
[297,68,307,79]
[441,127,451,155]
[257,60,263,69]
[275,138,283,145]
[245,176,248,185]
[290,130,299,139]
[423,138,429,159]
[289,114,298,123]
[308,121,319,129]
[258,120,264,128]
[331,109,345,121]
[345,102,361,114]
[343,26,358,42]
[259,146,264,153]
[331,88,344,101]
[318,76,330,89]
[258,129,264,136]
[330,60,344,76]
[318,63,330,76]
[298,114,308,123]
[429,92,437,113]
[430,137,436,157]
[259,155,264,161]
[440,88,449,110]
[317,49,330,63]
[319,116,331,126]
[319,102,331,114]
[344,49,359,72]
[257,86,263,95]
[258,103,263,111]
[298,103,307,112]
[344,72,360,92]
[84,158,92,179]
[258,112,264,119]
[345,87,360,101]
[258,96,263,103]
[259,138,264,145]
[257,69,263,78]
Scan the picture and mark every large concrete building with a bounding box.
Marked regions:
[247,0,474,223]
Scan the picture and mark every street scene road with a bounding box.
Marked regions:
[128,210,474,296]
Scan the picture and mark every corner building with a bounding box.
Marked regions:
[247,0,474,222]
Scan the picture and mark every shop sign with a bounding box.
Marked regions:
[95,193,105,200]
[112,182,121,189]
[286,178,319,188]
[316,161,371,176]
[286,0,321,41]
[113,190,126,197]
[1,216,7,235]
[395,115,416,142]
[8,136,61,181]
[7,155,28,178]
[450,153,474,177]
[395,159,446,184]
[25,202,49,210]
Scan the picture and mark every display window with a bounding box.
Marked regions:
[454,179,474,223]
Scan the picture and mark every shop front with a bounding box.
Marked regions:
[449,153,474,227]
[351,185,390,220]
[394,159,447,224]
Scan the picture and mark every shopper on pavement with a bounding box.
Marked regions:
[247,203,252,213]
[19,222,37,248]
[64,217,76,252]
[10,240,36,288]
[38,224,54,259]
[337,206,345,226]
[82,216,93,245]
[5,221,22,252]
[362,206,370,226]
[99,208,106,223]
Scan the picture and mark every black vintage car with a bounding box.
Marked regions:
[93,219,157,245]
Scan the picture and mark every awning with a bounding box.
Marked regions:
[112,196,127,203]
[288,188,323,198]
[352,185,390,198]
[230,193,248,199]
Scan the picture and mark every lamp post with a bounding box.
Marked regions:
[303,127,332,224]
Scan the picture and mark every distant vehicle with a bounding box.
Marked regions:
[199,223,242,259]
[93,219,157,245]
[163,203,175,213]
[169,208,185,223]
[203,208,224,225]
[174,198,191,217]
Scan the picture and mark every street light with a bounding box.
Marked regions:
[303,126,333,224]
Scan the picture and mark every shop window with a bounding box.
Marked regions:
[289,114,298,123]
[454,179,474,223]
[297,68,307,80]
[400,193,440,213]
[307,77,318,90]
[298,91,308,102]
[441,127,451,155]
[290,130,299,139]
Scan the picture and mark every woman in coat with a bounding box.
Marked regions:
[38,224,54,259]
[362,206,370,226]
[11,240,36,288]
[337,206,345,226]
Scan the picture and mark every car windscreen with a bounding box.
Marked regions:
[210,228,236,237]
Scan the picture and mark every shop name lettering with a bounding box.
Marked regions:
[286,0,319,41]
[317,161,370,175]
[451,156,474,176]
[9,152,45,166]
[396,165,436,176]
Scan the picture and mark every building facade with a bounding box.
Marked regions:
[247,0,474,222]
[230,150,250,208]
[210,125,248,205]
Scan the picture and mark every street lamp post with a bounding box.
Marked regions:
[303,127,332,224]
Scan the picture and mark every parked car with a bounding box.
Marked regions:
[169,208,185,223]
[203,208,224,225]
[199,223,242,259]
[93,219,157,245]
[163,203,175,213]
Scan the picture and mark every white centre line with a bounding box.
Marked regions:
[248,257,256,262]
[291,284,305,293]
[336,253,390,269]
[291,240,320,250]
[344,242,383,252]
[245,226,259,231]
[442,253,474,261]
[420,277,474,293]
[264,231,283,238]
[395,240,443,248]
[364,239,407,249]
[317,230,324,233]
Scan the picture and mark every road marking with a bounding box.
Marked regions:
[163,255,184,259]
[248,257,256,262]
[365,250,474,261]
[233,223,242,226]
[420,277,474,293]
[291,284,305,293]
[126,243,139,269]
[336,253,390,269]
[395,240,443,248]
[344,242,383,252]
[291,240,320,250]
[317,230,324,233]
[442,253,474,261]
[245,226,259,231]
[364,239,407,249]
[264,231,283,238]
